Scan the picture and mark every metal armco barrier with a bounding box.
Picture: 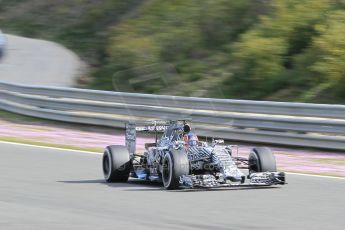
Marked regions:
[1,80,345,150]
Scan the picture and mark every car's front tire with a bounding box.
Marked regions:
[103,145,131,183]
[249,147,277,174]
[162,149,190,190]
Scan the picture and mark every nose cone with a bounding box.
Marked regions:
[224,165,245,182]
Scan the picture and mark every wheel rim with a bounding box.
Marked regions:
[103,153,111,178]
[249,152,260,173]
[162,157,171,185]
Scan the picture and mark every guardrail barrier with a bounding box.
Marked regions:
[1,80,345,150]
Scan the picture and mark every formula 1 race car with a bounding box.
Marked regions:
[102,120,286,189]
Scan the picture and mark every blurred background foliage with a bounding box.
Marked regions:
[1,0,345,103]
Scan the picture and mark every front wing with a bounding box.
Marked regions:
[179,172,286,189]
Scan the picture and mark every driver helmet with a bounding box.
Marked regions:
[183,132,199,147]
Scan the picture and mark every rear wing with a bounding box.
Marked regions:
[125,120,191,154]
[125,121,170,154]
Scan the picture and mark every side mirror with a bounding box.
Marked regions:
[213,139,224,144]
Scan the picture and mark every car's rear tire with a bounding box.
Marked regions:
[162,149,190,190]
[103,145,131,183]
[249,147,277,173]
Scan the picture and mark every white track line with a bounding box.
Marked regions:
[286,172,345,180]
[1,140,344,180]
[0,140,102,155]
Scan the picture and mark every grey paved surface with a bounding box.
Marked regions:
[0,142,344,230]
[0,34,84,87]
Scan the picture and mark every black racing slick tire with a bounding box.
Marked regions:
[249,147,277,173]
[103,145,131,183]
[162,149,190,190]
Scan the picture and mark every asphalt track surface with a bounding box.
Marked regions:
[0,34,84,87]
[0,142,344,230]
